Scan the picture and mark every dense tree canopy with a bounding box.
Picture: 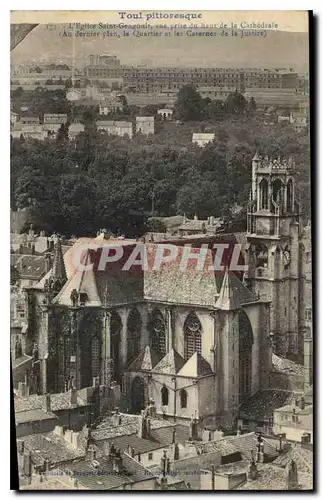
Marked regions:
[10,87,310,238]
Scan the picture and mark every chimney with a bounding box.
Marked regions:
[209,216,215,226]
[189,416,199,441]
[113,408,122,426]
[54,425,65,438]
[18,381,27,397]
[43,458,50,473]
[17,439,25,455]
[278,434,285,452]
[301,432,311,444]
[299,396,305,411]
[112,448,123,474]
[43,394,51,413]
[286,460,299,490]
[108,442,116,460]
[256,434,265,463]
[248,450,258,480]
[147,398,157,418]
[23,451,32,477]
[146,417,151,438]
[237,424,242,436]
[160,450,170,477]
[138,415,149,439]
[70,388,78,405]
[87,445,96,462]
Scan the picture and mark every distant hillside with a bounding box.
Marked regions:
[11,25,309,72]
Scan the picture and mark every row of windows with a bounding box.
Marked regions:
[161,386,188,408]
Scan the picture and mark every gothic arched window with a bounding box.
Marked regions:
[287,179,293,212]
[180,389,187,408]
[80,314,102,388]
[255,244,268,268]
[259,178,269,209]
[111,311,122,383]
[149,309,166,356]
[272,178,284,205]
[184,312,202,361]
[127,308,142,362]
[239,310,254,404]
[161,385,169,406]
[91,335,101,379]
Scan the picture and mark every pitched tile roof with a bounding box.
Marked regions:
[272,354,305,375]
[15,408,57,424]
[238,390,294,422]
[153,349,185,375]
[92,415,181,441]
[215,270,258,310]
[14,391,89,413]
[22,478,75,490]
[95,424,190,455]
[225,432,279,460]
[64,453,156,490]
[53,250,102,307]
[12,353,33,370]
[19,431,86,466]
[127,345,162,372]
[11,254,46,280]
[36,239,226,308]
[177,352,213,377]
[273,443,313,473]
[235,463,313,490]
[145,244,219,307]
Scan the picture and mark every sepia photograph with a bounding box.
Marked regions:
[10,10,312,491]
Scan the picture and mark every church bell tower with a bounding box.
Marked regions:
[246,153,300,357]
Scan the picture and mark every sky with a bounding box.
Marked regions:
[10,11,309,71]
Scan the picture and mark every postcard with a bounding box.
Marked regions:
[10,10,312,491]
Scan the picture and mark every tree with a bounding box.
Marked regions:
[145,217,167,233]
[56,123,69,144]
[174,85,205,121]
[206,99,225,121]
[248,97,257,114]
[11,265,20,286]
[225,90,248,115]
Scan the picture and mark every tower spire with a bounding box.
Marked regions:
[52,237,67,282]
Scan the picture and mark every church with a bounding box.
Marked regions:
[22,154,311,430]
